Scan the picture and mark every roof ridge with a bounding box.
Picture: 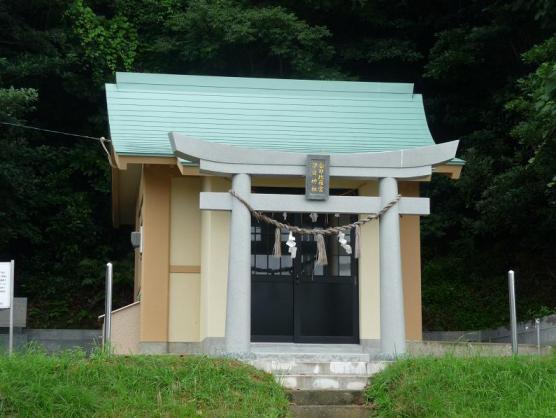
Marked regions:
[115,72,414,95]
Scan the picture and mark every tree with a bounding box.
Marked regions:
[2,0,556,329]
[421,2,556,329]
[0,1,134,327]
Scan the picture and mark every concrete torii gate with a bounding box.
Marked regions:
[170,132,459,358]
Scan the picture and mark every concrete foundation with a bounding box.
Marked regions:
[168,337,225,355]
[0,329,100,353]
[408,340,551,356]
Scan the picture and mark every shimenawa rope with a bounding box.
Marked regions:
[229,189,401,266]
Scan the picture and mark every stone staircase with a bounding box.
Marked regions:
[288,390,370,418]
[248,343,389,417]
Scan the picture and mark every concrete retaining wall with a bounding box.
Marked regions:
[424,314,556,346]
[0,298,27,327]
[408,340,551,357]
[0,329,101,353]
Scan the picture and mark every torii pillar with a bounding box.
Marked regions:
[225,173,252,353]
[379,177,406,356]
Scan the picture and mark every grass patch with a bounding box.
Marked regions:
[0,349,289,417]
[366,353,556,417]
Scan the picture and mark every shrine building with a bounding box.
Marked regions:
[104,72,462,357]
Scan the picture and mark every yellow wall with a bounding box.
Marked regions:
[399,182,423,340]
[358,182,381,340]
[357,181,423,341]
[168,177,202,342]
[169,273,201,342]
[200,177,230,340]
[170,177,201,266]
[133,168,144,301]
[139,165,172,343]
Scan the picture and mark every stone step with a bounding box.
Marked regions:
[250,360,388,376]
[279,374,370,391]
[250,352,371,362]
[251,342,364,353]
[290,405,371,418]
[288,390,364,406]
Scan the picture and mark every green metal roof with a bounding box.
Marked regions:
[106,72,440,157]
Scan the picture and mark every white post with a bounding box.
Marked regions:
[508,270,518,355]
[535,318,541,356]
[8,260,14,355]
[225,173,252,353]
[379,177,406,357]
[104,262,113,351]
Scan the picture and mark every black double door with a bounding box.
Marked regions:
[251,212,359,344]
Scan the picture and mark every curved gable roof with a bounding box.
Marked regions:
[106,72,437,157]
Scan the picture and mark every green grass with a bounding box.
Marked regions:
[0,349,289,417]
[366,353,556,417]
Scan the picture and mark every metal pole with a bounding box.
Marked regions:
[104,262,113,351]
[535,318,541,356]
[508,270,518,355]
[8,260,14,356]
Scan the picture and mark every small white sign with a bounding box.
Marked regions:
[0,262,12,309]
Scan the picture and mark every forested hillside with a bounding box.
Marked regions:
[1,0,555,329]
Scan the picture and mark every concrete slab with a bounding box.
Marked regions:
[288,390,364,406]
[279,374,371,391]
[251,352,371,362]
[251,343,365,353]
[250,360,369,375]
[250,360,389,376]
[290,405,370,418]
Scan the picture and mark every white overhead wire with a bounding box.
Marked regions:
[0,121,116,168]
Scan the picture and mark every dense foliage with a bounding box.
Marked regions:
[1,0,555,329]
